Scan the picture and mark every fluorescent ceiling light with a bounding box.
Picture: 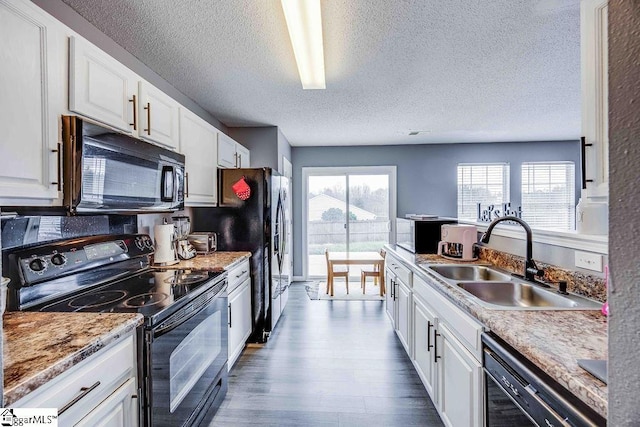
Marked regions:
[281,0,325,89]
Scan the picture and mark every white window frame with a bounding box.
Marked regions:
[301,166,397,280]
[457,163,510,221]
[521,161,576,231]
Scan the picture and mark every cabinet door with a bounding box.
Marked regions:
[437,324,483,427]
[76,377,138,427]
[236,144,250,167]
[412,296,437,402]
[384,269,395,325]
[138,81,180,150]
[396,280,411,354]
[580,0,608,200]
[69,36,138,134]
[0,0,62,205]
[228,279,252,369]
[179,109,217,206]
[217,133,238,168]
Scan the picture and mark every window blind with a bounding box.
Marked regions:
[521,162,575,231]
[457,163,510,221]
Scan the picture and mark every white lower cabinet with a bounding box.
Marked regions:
[76,377,138,427]
[412,296,438,402]
[396,278,411,354]
[437,324,483,427]
[13,334,139,427]
[385,253,485,427]
[227,259,252,369]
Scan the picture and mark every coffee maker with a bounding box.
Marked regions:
[172,216,197,260]
[437,224,478,261]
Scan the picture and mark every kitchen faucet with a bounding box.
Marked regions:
[480,216,545,283]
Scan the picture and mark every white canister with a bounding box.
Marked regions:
[576,198,608,235]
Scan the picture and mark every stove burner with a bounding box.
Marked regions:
[69,290,127,308]
[123,292,169,308]
[164,272,210,286]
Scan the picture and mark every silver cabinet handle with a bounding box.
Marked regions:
[185,172,189,198]
[59,381,101,414]
[427,321,434,351]
[434,331,441,363]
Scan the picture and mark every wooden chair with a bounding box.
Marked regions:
[325,249,349,295]
[361,249,386,294]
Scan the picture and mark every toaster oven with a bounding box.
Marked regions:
[187,232,217,253]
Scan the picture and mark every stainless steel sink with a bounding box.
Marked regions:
[422,264,602,310]
[427,265,512,282]
[456,281,602,309]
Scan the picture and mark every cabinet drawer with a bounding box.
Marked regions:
[386,253,412,286]
[15,335,136,424]
[413,274,484,359]
[227,259,250,293]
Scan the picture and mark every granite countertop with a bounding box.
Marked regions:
[387,246,608,419]
[2,312,143,406]
[154,251,251,272]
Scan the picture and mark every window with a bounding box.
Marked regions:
[457,163,510,220]
[521,162,575,231]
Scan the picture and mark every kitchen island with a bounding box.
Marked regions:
[2,312,142,406]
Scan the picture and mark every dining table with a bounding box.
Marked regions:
[326,251,385,296]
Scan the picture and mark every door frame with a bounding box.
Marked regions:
[301,165,397,280]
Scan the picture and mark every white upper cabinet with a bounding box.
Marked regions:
[236,143,250,167]
[217,133,250,168]
[69,36,180,151]
[179,109,218,206]
[581,0,608,200]
[138,81,180,150]
[0,0,64,206]
[69,36,138,134]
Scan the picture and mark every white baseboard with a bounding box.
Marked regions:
[293,275,306,282]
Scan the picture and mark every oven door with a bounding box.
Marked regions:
[146,284,228,427]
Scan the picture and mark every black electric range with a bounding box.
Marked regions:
[3,234,229,427]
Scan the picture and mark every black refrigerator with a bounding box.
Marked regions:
[191,168,290,343]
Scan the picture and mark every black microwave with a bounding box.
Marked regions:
[62,116,185,214]
[396,217,457,253]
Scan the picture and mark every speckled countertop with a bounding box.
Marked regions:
[2,312,142,406]
[154,251,251,272]
[387,246,608,418]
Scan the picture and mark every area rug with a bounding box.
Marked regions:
[316,281,385,301]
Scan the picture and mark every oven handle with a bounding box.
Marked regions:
[153,286,227,338]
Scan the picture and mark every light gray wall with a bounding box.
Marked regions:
[291,140,580,275]
[32,0,226,132]
[277,129,293,171]
[608,0,639,424]
[228,127,279,170]
[228,126,293,174]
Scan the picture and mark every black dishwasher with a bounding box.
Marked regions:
[482,333,606,427]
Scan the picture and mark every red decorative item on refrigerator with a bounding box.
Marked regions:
[232,176,251,200]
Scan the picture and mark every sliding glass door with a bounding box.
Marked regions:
[303,166,396,278]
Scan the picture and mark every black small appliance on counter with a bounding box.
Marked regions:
[396,217,457,253]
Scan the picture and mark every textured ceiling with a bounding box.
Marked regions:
[60,0,581,147]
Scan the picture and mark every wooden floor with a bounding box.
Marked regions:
[209,282,443,427]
